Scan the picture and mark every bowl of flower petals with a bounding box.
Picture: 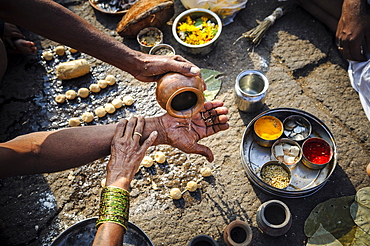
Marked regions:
[172,8,222,56]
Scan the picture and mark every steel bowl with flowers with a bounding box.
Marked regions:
[172,8,222,56]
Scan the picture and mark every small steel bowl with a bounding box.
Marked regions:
[172,8,222,56]
[260,161,291,189]
[149,44,175,56]
[283,115,312,141]
[137,27,163,53]
[301,137,333,170]
[271,138,302,168]
[253,116,283,147]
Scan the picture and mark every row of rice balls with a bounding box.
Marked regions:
[55,74,118,104]
[68,94,134,127]
[51,74,134,126]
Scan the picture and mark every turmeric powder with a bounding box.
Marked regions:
[254,116,283,140]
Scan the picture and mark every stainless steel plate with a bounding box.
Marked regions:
[51,217,154,246]
[240,108,337,198]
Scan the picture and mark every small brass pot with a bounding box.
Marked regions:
[156,73,205,118]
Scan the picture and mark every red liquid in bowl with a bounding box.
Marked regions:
[303,139,332,164]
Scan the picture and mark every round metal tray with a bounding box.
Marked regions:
[240,108,337,198]
[51,217,154,246]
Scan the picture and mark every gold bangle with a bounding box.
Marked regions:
[96,186,130,229]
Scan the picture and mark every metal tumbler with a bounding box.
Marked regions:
[235,70,269,112]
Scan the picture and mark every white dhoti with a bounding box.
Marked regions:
[348,52,370,121]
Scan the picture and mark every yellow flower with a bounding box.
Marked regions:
[177,16,218,45]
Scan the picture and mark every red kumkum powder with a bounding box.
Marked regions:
[303,139,331,164]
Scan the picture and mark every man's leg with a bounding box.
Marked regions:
[295,0,343,32]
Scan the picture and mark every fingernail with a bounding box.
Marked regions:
[190,67,200,74]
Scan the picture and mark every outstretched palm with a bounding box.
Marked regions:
[160,100,229,162]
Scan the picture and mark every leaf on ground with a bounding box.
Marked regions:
[355,187,370,209]
[351,199,370,235]
[307,224,342,246]
[352,226,370,246]
[304,195,355,238]
[201,68,223,102]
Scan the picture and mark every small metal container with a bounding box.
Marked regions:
[260,161,291,189]
[149,44,175,56]
[137,27,163,53]
[271,138,302,168]
[301,137,333,170]
[283,115,312,141]
[235,70,269,112]
[253,115,283,147]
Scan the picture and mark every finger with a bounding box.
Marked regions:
[140,131,158,151]
[210,123,230,135]
[133,116,144,142]
[366,34,370,56]
[201,100,224,112]
[191,143,214,162]
[349,41,367,61]
[171,55,201,76]
[113,119,128,142]
[214,107,228,116]
[10,32,25,39]
[123,117,138,142]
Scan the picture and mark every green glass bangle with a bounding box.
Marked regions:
[96,186,130,229]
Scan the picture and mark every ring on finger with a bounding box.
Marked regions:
[133,132,142,137]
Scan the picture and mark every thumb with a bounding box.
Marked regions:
[192,143,214,162]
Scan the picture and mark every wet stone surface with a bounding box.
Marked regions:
[0,0,369,245]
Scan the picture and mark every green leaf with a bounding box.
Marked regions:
[304,195,356,238]
[351,187,370,238]
[201,68,223,102]
[307,224,342,246]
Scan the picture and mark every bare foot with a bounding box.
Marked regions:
[10,38,37,55]
[2,22,37,55]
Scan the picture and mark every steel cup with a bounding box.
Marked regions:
[235,70,269,112]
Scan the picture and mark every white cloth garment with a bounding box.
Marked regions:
[348,52,370,121]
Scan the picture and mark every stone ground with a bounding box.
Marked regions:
[0,0,369,245]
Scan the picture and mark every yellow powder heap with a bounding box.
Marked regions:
[254,116,283,140]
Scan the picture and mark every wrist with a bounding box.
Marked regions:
[142,116,168,145]
[106,175,131,191]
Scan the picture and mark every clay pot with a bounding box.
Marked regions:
[188,234,218,246]
[256,200,292,237]
[156,72,204,118]
[223,220,252,246]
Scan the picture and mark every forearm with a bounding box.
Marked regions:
[0,116,169,177]
[0,124,117,177]
[93,223,125,246]
[0,0,142,75]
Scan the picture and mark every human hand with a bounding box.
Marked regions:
[158,100,229,162]
[336,0,370,61]
[131,52,201,82]
[106,117,157,190]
